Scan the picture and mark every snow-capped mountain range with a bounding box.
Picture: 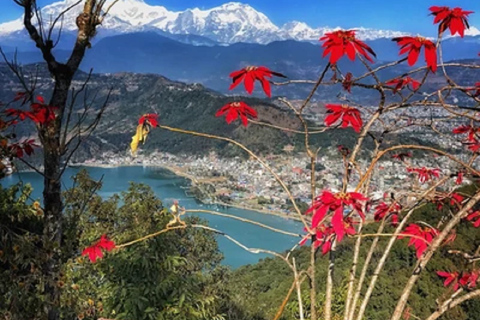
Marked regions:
[1,0,479,45]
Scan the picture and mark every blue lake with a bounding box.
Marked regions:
[1,166,303,268]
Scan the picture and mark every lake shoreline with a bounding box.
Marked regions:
[69,162,304,223]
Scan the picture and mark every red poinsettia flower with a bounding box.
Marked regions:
[342,72,354,93]
[437,271,461,291]
[466,211,480,228]
[464,140,480,153]
[324,104,363,132]
[450,193,464,207]
[374,202,402,226]
[392,152,412,161]
[407,167,441,184]
[459,271,479,289]
[8,139,40,158]
[229,66,287,98]
[385,77,421,94]
[392,36,437,73]
[306,190,367,242]
[313,224,336,255]
[7,96,57,125]
[430,6,474,38]
[453,125,480,142]
[30,96,57,124]
[82,234,116,263]
[320,30,376,64]
[215,102,257,127]
[139,114,159,127]
[399,223,439,259]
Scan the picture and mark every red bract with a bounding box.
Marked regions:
[342,72,353,93]
[459,271,479,289]
[399,223,439,259]
[139,114,159,127]
[5,109,33,121]
[392,36,437,73]
[374,202,402,226]
[324,104,363,132]
[385,77,420,94]
[313,224,335,255]
[7,96,57,125]
[453,125,480,142]
[320,30,376,64]
[229,66,286,98]
[407,167,441,184]
[437,271,461,291]
[8,139,39,158]
[306,190,367,242]
[13,91,29,104]
[443,230,457,246]
[465,140,480,153]
[215,102,257,127]
[430,6,474,38]
[470,82,480,97]
[455,171,464,185]
[450,193,464,207]
[466,211,480,228]
[392,152,412,161]
[82,234,116,263]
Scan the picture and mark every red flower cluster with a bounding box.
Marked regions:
[215,101,257,127]
[433,192,464,210]
[139,114,159,127]
[306,190,367,242]
[466,211,480,228]
[437,270,479,291]
[374,202,402,226]
[399,223,439,259]
[385,77,421,94]
[229,66,286,98]
[453,125,480,153]
[453,125,480,141]
[453,124,480,153]
[430,6,474,38]
[82,234,116,263]
[6,96,57,125]
[324,104,363,132]
[320,30,376,64]
[407,167,441,184]
[8,139,39,158]
[392,37,437,73]
[313,224,335,255]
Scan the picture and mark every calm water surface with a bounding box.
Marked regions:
[1,166,302,268]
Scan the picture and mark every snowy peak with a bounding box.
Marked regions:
[0,0,438,45]
[280,22,411,42]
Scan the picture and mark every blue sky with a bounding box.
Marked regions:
[1,0,480,36]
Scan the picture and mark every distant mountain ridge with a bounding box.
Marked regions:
[5,32,480,99]
[0,0,422,45]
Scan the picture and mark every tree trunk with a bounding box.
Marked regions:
[42,74,71,320]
